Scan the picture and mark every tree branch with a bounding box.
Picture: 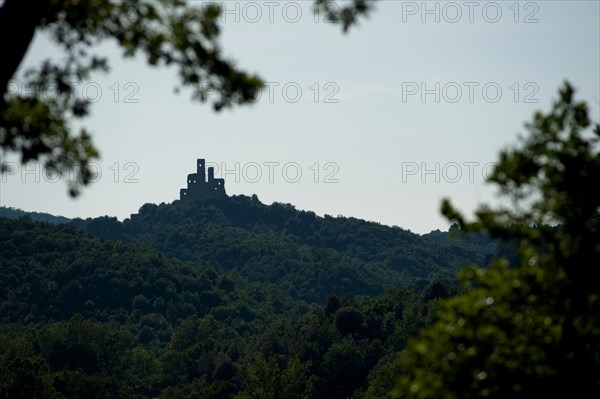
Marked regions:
[0,0,50,102]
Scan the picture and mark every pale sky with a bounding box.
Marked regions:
[1,1,599,233]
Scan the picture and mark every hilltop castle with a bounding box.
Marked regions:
[180,158,226,200]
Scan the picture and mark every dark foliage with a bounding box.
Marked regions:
[0,215,448,398]
[71,195,496,302]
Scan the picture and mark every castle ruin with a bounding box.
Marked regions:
[180,158,226,200]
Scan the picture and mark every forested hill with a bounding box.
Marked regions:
[0,216,449,398]
[0,206,70,224]
[0,217,304,332]
[0,198,498,398]
[71,195,498,302]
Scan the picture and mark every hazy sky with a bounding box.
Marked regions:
[1,0,599,233]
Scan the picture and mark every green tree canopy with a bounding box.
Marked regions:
[392,83,600,398]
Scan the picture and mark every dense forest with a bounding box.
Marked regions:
[70,196,498,302]
[0,200,493,398]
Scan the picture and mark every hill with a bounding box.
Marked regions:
[0,216,304,335]
[71,195,498,302]
[0,206,70,224]
[0,215,449,398]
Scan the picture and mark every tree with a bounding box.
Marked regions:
[0,0,374,195]
[321,340,365,398]
[334,306,365,337]
[0,356,62,399]
[236,355,315,399]
[391,83,600,398]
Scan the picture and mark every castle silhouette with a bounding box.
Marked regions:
[180,158,226,200]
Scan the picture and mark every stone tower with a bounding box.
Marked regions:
[179,158,226,200]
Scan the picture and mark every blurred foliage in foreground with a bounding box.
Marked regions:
[392,82,600,398]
